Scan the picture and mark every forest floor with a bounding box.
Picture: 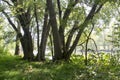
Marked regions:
[0,53,120,80]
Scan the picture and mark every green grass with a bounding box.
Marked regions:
[0,54,120,80]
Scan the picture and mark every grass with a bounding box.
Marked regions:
[0,53,120,80]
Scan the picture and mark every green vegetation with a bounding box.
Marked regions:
[0,0,120,80]
[0,52,120,80]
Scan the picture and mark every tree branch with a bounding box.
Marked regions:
[57,0,62,20]
[66,21,79,51]
[66,3,103,59]
[59,0,79,53]
[2,10,18,33]
[2,0,13,6]
[95,4,103,14]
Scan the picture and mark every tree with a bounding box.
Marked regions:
[2,0,34,60]
[0,0,117,62]
[46,0,105,61]
[14,20,20,55]
[35,1,50,61]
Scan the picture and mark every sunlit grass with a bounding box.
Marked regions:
[0,53,120,80]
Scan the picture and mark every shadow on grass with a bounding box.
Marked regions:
[0,55,120,80]
[0,55,29,80]
[0,55,85,80]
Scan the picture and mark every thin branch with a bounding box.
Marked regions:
[2,0,13,6]
[66,3,104,59]
[84,21,95,65]
[89,38,98,54]
[66,21,79,51]
[95,4,103,14]
[57,0,62,20]
[85,4,97,21]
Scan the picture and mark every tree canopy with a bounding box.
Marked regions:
[0,0,119,62]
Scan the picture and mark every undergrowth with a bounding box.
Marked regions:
[0,52,120,80]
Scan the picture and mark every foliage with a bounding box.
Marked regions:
[0,53,120,80]
[0,1,120,80]
[0,0,119,61]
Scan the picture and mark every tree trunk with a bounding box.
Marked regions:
[20,32,34,60]
[65,4,102,60]
[47,0,63,60]
[14,33,20,55]
[38,23,50,61]
[36,7,50,61]
[9,0,34,60]
[15,20,21,55]
[59,0,78,55]
[17,13,34,60]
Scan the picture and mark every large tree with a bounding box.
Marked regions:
[2,0,34,60]
[0,0,117,62]
[46,0,106,61]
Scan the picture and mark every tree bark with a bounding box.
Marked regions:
[14,20,21,55]
[17,9,34,60]
[36,7,50,61]
[14,33,20,55]
[66,21,79,52]
[46,0,63,60]
[59,0,78,54]
[19,30,34,60]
